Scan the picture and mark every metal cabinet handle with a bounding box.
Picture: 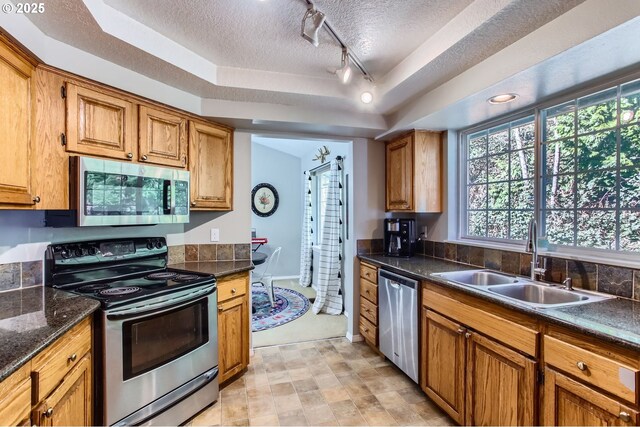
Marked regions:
[231,288,237,294]
[465,332,471,339]
[191,202,197,207]
[218,306,223,312]
[365,290,370,294]
[620,412,632,422]
[44,408,54,418]
[576,361,587,371]
[141,155,148,161]
[68,353,77,362]
[363,328,369,332]
[457,328,465,335]
[126,153,133,159]
[33,196,41,203]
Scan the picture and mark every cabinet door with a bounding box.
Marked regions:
[0,41,35,206]
[422,309,466,424]
[0,363,31,426]
[386,135,413,211]
[33,353,92,427]
[543,368,638,426]
[218,296,249,383]
[189,121,233,210]
[466,332,537,426]
[138,105,187,167]
[65,83,135,161]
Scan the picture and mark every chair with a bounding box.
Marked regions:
[251,247,281,307]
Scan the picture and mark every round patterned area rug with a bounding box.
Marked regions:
[251,285,310,332]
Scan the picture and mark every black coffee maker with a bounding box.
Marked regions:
[384,218,416,257]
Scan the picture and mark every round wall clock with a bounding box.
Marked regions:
[251,183,279,217]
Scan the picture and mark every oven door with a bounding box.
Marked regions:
[103,285,217,426]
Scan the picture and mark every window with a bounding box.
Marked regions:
[464,115,535,241]
[541,80,640,252]
[312,165,331,244]
[461,75,640,255]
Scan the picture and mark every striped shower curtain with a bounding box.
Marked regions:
[313,159,343,315]
[299,172,313,287]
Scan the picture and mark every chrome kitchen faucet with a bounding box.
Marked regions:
[526,219,547,281]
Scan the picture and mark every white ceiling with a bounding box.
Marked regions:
[3,0,640,139]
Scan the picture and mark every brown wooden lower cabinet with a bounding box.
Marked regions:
[217,273,250,384]
[422,309,466,424]
[543,368,638,426]
[422,308,536,426]
[466,332,536,426]
[32,353,92,427]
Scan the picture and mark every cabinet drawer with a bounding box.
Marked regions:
[360,315,377,346]
[360,263,377,284]
[360,297,377,325]
[32,317,92,402]
[360,279,378,304]
[544,335,639,404]
[218,275,248,303]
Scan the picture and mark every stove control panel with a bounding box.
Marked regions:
[48,237,168,263]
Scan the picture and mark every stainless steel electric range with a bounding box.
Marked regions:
[45,237,218,426]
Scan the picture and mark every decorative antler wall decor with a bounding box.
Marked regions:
[313,145,330,163]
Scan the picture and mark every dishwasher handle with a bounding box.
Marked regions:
[379,269,418,289]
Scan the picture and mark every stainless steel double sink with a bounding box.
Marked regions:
[430,269,612,309]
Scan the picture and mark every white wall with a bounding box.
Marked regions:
[351,138,387,338]
[251,143,302,277]
[417,130,457,242]
[183,131,252,244]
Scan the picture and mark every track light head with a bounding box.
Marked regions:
[336,49,352,84]
[301,6,326,47]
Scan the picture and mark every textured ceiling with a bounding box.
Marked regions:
[103,0,473,78]
[12,0,634,138]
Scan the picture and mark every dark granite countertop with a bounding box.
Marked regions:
[360,254,640,352]
[170,260,254,278]
[0,286,100,382]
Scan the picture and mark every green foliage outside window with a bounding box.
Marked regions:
[463,77,640,254]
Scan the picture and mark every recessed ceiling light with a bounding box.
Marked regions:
[488,93,518,104]
[360,91,373,104]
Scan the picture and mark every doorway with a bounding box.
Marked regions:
[250,135,352,347]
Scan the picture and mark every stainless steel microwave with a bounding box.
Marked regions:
[68,156,190,226]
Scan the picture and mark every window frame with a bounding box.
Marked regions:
[458,109,538,247]
[458,69,640,261]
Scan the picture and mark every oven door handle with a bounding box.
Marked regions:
[106,284,216,320]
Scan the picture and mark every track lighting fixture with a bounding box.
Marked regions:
[336,49,352,84]
[301,5,325,47]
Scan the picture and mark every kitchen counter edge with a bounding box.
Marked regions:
[359,254,640,352]
[0,286,100,382]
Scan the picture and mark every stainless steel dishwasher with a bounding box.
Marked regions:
[378,269,418,383]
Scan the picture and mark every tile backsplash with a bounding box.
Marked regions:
[0,261,43,293]
[357,238,640,301]
[169,243,252,264]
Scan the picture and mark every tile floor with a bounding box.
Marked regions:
[188,338,453,426]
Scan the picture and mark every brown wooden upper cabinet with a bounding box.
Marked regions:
[189,120,233,210]
[138,105,187,168]
[0,36,37,207]
[386,130,442,212]
[64,82,136,161]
